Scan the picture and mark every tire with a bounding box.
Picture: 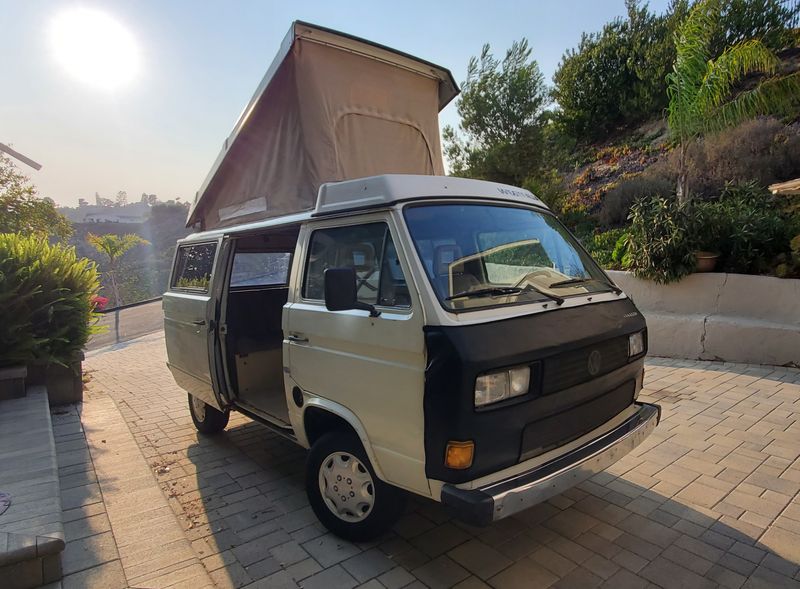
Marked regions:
[306,431,406,542]
[188,393,229,434]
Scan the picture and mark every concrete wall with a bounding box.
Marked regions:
[608,271,800,366]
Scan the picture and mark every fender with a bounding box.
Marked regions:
[299,395,388,483]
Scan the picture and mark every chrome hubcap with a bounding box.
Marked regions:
[318,451,375,522]
[191,396,206,422]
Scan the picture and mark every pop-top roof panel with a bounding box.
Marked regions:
[187,21,459,231]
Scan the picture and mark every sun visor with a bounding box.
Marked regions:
[187,21,459,230]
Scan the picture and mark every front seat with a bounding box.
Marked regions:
[433,244,479,297]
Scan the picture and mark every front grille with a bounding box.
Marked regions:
[520,380,635,461]
[541,335,629,395]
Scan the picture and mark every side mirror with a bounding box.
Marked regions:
[324,268,380,317]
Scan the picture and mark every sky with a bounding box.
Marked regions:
[1,0,671,207]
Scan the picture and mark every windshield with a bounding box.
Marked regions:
[404,203,613,311]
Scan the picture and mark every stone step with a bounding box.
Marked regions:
[0,387,65,589]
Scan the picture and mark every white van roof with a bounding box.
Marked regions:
[315,175,545,215]
[181,175,546,242]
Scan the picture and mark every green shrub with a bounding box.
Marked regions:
[0,233,100,368]
[598,174,674,227]
[583,228,629,270]
[625,196,697,283]
[693,182,793,274]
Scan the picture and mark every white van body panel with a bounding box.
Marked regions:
[283,214,430,496]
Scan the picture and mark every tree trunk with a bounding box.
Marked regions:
[676,141,690,204]
[108,264,122,308]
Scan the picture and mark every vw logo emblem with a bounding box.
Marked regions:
[587,350,602,376]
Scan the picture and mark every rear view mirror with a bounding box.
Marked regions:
[324,268,380,317]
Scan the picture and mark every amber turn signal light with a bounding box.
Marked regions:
[445,441,474,469]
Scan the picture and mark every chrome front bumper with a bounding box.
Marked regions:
[440,402,660,526]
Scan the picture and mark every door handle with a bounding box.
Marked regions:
[288,334,309,343]
[192,319,206,326]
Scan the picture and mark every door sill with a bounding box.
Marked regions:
[233,400,297,442]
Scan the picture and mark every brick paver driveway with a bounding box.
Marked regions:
[84,333,800,589]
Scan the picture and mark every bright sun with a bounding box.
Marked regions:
[50,7,140,91]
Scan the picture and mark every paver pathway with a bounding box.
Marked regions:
[81,332,800,589]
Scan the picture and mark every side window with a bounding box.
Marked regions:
[303,223,410,308]
[230,252,291,287]
[172,243,216,292]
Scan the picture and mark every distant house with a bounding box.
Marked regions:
[60,202,151,224]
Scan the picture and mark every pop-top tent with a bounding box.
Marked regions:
[187,21,459,230]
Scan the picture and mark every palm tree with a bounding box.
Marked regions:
[86,233,149,307]
[667,0,800,202]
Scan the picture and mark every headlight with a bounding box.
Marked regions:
[475,366,530,407]
[628,331,645,357]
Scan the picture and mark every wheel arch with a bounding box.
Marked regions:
[301,399,387,482]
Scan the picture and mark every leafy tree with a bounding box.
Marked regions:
[554,0,688,141]
[668,0,800,201]
[0,153,72,240]
[443,39,549,186]
[710,0,800,56]
[86,233,149,307]
[553,0,797,143]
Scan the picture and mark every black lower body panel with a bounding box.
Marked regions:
[520,380,635,461]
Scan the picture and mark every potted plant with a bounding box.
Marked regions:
[694,251,720,272]
[0,234,100,404]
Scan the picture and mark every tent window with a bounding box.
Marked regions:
[335,114,434,178]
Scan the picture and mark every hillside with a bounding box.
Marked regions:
[554,116,800,233]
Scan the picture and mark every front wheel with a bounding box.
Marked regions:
[306,432,406,542]
[188,394,229,434]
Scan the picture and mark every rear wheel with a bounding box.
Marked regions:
[188,394,229,434]
[306,432,406,542]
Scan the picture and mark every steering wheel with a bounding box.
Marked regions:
[512,270,550,288]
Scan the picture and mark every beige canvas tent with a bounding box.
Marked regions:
[187,21,459,230]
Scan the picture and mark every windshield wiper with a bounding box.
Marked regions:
[445,286,522,301]
[549,277,622,295]
[520,283,565,306]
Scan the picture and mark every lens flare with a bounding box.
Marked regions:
[50,7,140,91]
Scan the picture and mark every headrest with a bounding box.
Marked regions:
[434,244,462,276]
[340,242,376,272]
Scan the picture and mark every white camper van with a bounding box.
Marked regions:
[164,23,659,541]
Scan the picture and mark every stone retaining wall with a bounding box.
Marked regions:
[608,271,800,366]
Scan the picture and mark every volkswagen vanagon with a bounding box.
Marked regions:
[164,174,659,540]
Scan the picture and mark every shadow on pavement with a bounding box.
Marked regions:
[183,417,800,589]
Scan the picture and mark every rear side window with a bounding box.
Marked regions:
[172,243,216,292]
[230,252,291,287]
[303,223,410,307]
